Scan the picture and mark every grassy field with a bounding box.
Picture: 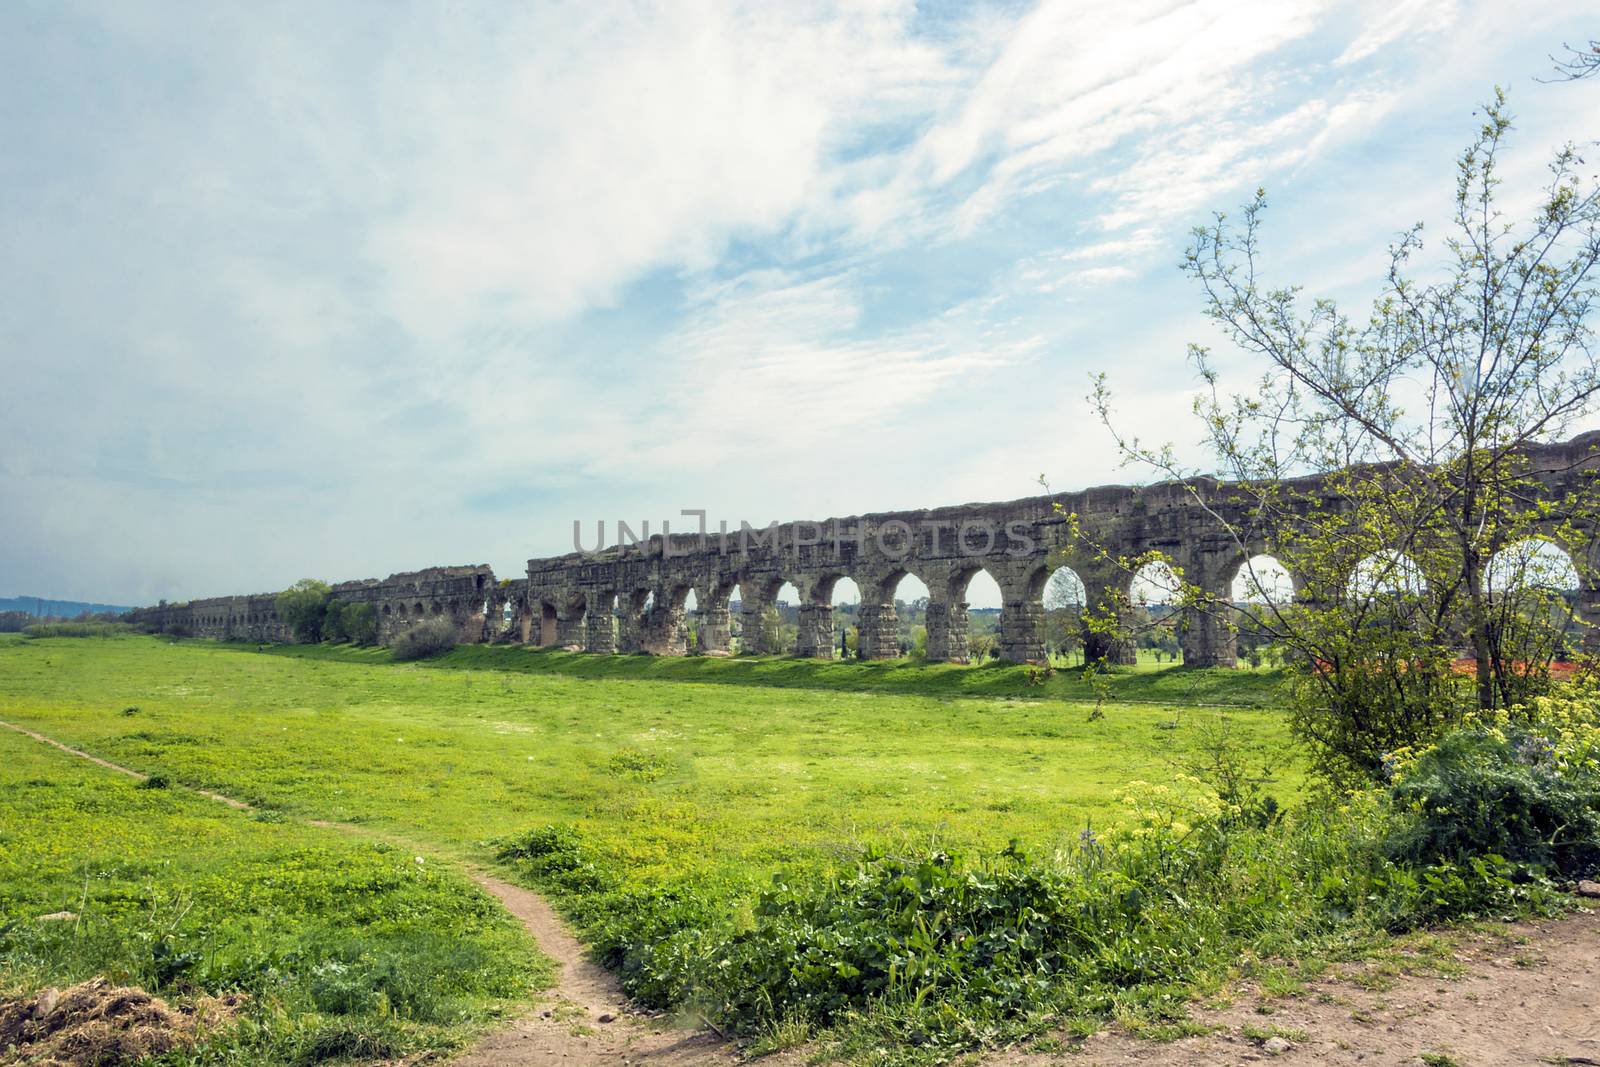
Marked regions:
[0,633,1300,1060]
[0,635,1297,886]
[0,718,548,1063]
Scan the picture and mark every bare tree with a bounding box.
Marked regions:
[1550,38,1600,81]
[1085,93,1600,782]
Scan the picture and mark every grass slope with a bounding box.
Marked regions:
[276,640,1290,706]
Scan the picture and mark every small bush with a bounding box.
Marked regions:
[391,618,459,662]
[1385,725,1600,878]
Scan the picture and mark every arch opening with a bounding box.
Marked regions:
[773,582,801,655]
[956,568,1003,662]
[1350,550,1427,599]
[1039,565,1086,666]
[830,577,860,658]
[1233,554,1294,604]
[887,572,929,657]
[1129,560,1182,664]
[1485,538,1584,670]
[724,582,747,651]
[1487,538,1581,595]
[1232,554,1293,668]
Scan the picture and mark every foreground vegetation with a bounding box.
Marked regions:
[0,723,548,1065]
[3,633,1594,1063]
[498,694,1593,1057]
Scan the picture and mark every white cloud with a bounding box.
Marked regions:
[1336,0,1460,66]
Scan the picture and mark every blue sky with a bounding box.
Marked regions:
[2,0,1597,608]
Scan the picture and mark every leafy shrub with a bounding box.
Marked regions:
[1385,724,1600,879]
[489,696,1600,1055]
[497,826,721,1007]
[322,601,378,646]
[391,618,458,662]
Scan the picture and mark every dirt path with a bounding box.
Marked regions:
[994,910,1600,1067]
[0,718,736,1066]
[448,872,741,1067]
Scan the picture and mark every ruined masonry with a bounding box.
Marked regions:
[126,433,1600,668]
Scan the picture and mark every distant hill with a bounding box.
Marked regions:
[0,596,133,618]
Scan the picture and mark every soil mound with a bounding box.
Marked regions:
[0,978,242,1066]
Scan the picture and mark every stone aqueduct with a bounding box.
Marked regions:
[128,433,1600,667]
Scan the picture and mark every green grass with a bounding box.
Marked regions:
[0,636,1299,891]
[0,633,1304,1061]
[0,722,550,1063]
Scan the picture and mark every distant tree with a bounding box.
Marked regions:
[276,579,331,643]
[333,602,377,645]
[1040,573,1084,664]
[322,601,346,641]
[967,632,997,662]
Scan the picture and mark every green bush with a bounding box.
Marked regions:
[1385,725,1600,878]
[341,603,378,645]
[497,738,1572,1054]
[391,618,459,662]
[487,691,1600,1055]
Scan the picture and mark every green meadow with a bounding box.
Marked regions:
[0,636,1296,879]
[0,714,547,1063]
[0,633,1298,1061]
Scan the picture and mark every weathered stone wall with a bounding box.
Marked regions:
[126,432,1600,666]
[126,593,292,642]
[330,565,496,645]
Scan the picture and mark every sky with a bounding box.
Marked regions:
[2,0,1597,609]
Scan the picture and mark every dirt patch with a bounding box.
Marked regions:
[994,908,1600,1067]
[0,978,242,1067]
